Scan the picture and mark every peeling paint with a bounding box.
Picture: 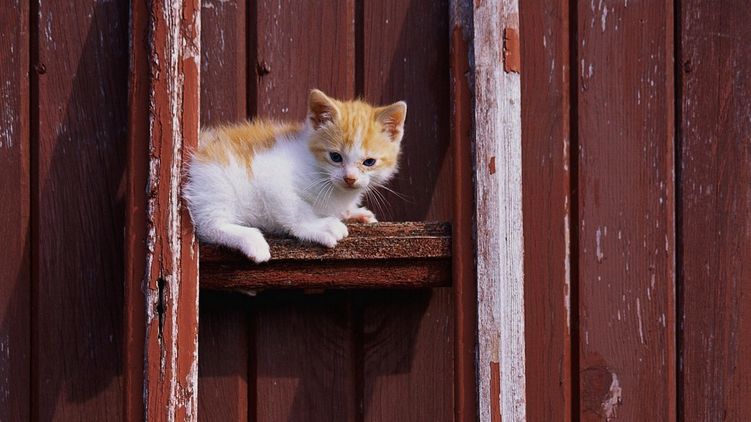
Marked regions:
[602,373,623,420]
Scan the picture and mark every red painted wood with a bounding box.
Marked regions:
[576,1,676,420]
[449,1,477,419]
[520,1,573,420]
[362,0,452,222]
[361,1,454,420]
[0,1,30,420]
[126,0,201,419]
[252,0,355,118]
[198,1,249,419]
[198,293,249,422]
[679,1,751,419]
[254,292,358,421]
[34,0,128,419]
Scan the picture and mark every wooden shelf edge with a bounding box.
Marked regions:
[199,222,452,290]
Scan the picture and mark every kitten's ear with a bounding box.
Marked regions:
[308,89,339,129]
[376,101,407,142]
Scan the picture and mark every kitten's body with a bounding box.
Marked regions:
[184,90,406,262]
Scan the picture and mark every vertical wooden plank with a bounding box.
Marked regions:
[198,1,249,420]
[250,3,357,420]
[362,0,452,222]
[362,290,453,421]
[0,1,30,420]
[679,1,751,419]
[34,0,128,419]
[198,293,249,422]
[254,292,357,421]
[201,0,247,123]
[473,0,527,420]
[576,1,675,420]
[253,0,355,118]
[126,0,201,420]
[361,1,454,420]
[520,0,573,420]
[450,0,478,421]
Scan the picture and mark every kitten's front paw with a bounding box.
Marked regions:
[292,217,349,248]
[239,235,271,263]
[343,207,377,224]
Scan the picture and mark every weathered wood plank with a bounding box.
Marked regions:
[202,222,450,261]
[519,0,573,420]
[254,292,357,422]
[0,1,30,420]
[679,1,751,419]
[126,0,201,420]
[198,293,249,422]
[473,0,527,421]
[360,1,455,420]
[34,0,128,419]
[576,1,675,420]
[197,1,249,420]
[449,1,477,420]
[203,259,451,290]
[200,224,451,293]
[252,0,355,118]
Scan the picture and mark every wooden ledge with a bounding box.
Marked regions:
[200,222,452,290]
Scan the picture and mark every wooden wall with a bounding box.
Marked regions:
[1,0,128,420]
[521,0,751,420]
[2,0,750,420]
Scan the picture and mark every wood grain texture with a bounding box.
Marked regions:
[473,0,527,420]
[252,0,355,118]
[201,0,246,124]
[197,1,249,420]
[0,1,30,420]
[679,1,751,419]
[202,222,451,261]
[198,293,249,422]
[250,3,358,420]
[519,0,573,420]
[362,0,452,222]
[254,292,357,422]
[33,0,128,419]
[576,1,675,420]
[129,0,201,419]
[362,289,453,421]
[361,1,455,420]
[201,223,451,290]
[449,1,477,419]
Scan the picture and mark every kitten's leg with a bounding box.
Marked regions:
[200,222,271,263]
[342,206,377,224]
[275,201,348,247]
[288,216,349,248]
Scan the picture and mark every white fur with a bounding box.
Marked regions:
[183,124,390,263]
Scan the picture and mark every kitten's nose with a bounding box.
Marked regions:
[343,176,357,186]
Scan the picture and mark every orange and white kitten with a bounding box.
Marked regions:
[184,89,406,262]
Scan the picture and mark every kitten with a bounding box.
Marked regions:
[184,89,406,263]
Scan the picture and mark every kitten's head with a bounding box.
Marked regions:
[306,89,406,192]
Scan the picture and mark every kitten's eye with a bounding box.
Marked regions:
[363,158,376,167]
[329,152,343,163]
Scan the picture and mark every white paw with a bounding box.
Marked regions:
[343,207,377,224]
[293,217,349,248]
[239,234,271,263]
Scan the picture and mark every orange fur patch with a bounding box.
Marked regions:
[195,120,302,171]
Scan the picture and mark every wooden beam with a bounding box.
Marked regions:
[449,0,478,420]
[200,222,451,290]
[125,0,201,420]
[473,0,527,421]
